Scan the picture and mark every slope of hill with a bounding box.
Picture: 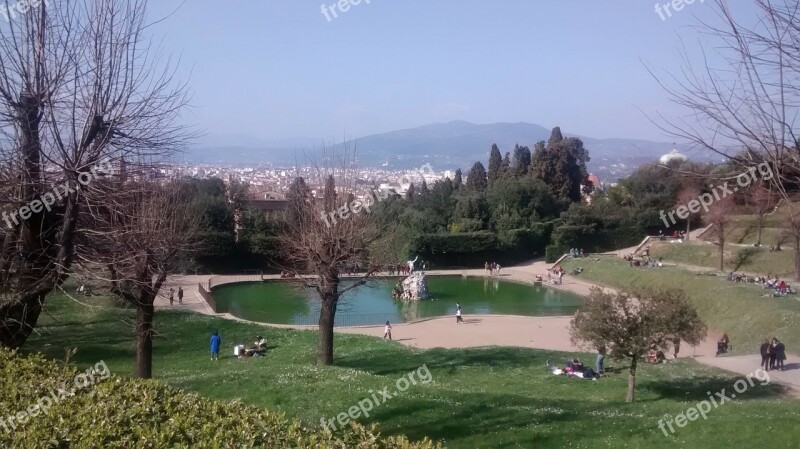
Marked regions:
[189,121,698,180]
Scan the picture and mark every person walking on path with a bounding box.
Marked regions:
[168,288,174,306]
[384,321,392,340]
[456,303,463,324]
[210,331,221,361]
[178,287,184,305]
[760,339,771,370]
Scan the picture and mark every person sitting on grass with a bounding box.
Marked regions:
[244,335,267,357]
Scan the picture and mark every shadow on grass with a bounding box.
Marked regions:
[645,375,787,401]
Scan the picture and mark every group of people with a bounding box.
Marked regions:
[569,248,585,258]
[168,287,184,306]
[727,272,796,296]
[209,331,269,360]
[388,262,427,276]
[546,265,565,285]
[658,230,685,241]
[484,262,502,276]
[760,338,787,371]
[547,355,601,380]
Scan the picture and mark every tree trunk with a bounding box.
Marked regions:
[317,270,339,366]
[795,234,800,282]
[686,216,691,241]
[626,357,638,403]
[0,293,44,348]
[317,298,337,365]
[135,302,155,378]
[757,213,764,246]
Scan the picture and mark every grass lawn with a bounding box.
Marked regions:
[20,292,800,448]
[561,256,800,355]
[649,241,796,278]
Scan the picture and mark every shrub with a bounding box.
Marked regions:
[0,349,441,449]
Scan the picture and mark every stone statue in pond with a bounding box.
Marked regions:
[407,255,419,273]
[392,271,430,300]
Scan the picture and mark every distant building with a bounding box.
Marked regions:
[659,147,688,165]
[587,174,602,190]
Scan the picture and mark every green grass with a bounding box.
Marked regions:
[21,292,800,448]
[562,256,800,355]
[649,241,796,277]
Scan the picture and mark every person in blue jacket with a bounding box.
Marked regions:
[210,331,221,361]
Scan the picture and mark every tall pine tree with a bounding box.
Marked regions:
[488,144,502,186]
[466,162,488,191]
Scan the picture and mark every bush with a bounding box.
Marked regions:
[545,244,569,263]
[0,349,441,449]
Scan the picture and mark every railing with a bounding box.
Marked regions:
[197,283,218,312]
[208,274,264,290]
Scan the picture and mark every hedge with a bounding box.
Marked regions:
[0,350,442,449]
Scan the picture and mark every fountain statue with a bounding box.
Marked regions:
[392,271,430,300]
[408,255,419,273]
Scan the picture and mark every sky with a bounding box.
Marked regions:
[146,0,756,143]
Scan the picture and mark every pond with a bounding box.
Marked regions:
[211,275,583,326]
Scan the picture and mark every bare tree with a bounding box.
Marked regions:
[85,182,199,378]
[708,196,736,271]
[749,181,778,246]
[279,149,391,365]
[571,288,706,403]
[677,186,702,239]
[0,0,191,348]
[648,0,800,279]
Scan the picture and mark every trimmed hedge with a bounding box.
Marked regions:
[0,350,441,449]
[407,227,550,267]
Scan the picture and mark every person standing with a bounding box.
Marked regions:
[210,331,221,361]
[177,287,184,305]
[168,288,174,306]
[775,339,786,371]
[456,303,463,324]
[384,321,392,340]
[484,262,489,276]
[769,338,778,370]
[596,346,606,376]
[672,337,681,359]
[760,339,771,370]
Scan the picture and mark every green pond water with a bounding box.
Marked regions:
[212,276,583,326]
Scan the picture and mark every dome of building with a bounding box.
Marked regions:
[659,148,688,165]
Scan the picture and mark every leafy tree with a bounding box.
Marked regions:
[571,288,707,402]
[488,144,503,186]
[466,162,488,191]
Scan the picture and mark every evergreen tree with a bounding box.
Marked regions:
[488,143,502,186]
[512,144,532,177]
[453,168,463,189]
[405,183,416,201]
[500,152,511,179]
[548,126,564,149]
[323,175,337,213]
[465,162,488,191]
[420,179,430,195]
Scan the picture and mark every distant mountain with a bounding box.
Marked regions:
[189,121,701,180]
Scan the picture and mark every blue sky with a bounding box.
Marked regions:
[147,0,752,142]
